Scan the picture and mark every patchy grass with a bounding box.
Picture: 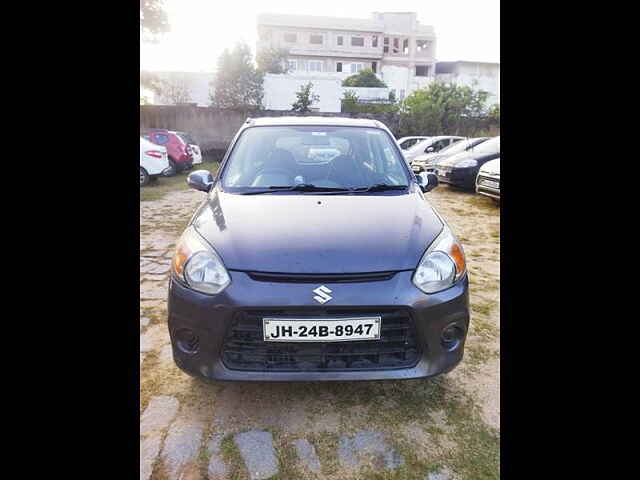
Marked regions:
[220,434,249,480]
[140,162,218,202]
[471,302,493,316]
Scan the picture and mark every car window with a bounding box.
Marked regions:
[153,133,169,145]
[222,126,410,190]
[430,139,449,152]
[400,138,418,149]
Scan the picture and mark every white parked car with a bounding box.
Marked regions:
[140,137,170,186]
[396,136,431,150]
[411,137,490,173]
[403,136,465,163]
[173,131,203,165]
[476,158,500,201]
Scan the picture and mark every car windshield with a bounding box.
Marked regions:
[438,137,488,155]
[221,126,411,192]
[468,136,500,154]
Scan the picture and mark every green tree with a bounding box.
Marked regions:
[342,68,387,87]
[210,42,264,110]
[158,78,192,105]
[291,82,320,112]
[341,90,359,113]
[488,104,500,124]
[140,71,163,93]
[399,82,490,136]
[140,0,169,41]
[256,47,290,74]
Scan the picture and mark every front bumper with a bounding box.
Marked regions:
[476,174,500,200]
[436,166,479,189]
[167,270,470,381]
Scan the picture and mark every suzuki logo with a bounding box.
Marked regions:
[313,285,333,304]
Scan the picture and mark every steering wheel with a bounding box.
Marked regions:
[252,168,294,187]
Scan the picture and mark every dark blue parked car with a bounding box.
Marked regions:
[168,117,470,381]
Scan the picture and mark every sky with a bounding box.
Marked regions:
[140,0,499,72]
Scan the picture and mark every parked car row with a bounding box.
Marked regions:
[401,134,500,202]
[139,129,204,186]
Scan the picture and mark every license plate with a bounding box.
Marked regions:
[482,179,499,188]
[263,317,381,342]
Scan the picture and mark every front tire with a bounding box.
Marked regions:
[140,167,150,187]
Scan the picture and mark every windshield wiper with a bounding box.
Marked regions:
[349,183,409,193]
[241,184,351,195]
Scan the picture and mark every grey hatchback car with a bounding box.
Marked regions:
[167,117,470,381]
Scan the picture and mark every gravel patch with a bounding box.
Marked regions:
[140,434,163,480]
[207,434,228,480]
[140,396,180,436]
[234,430,279,480]
[294,438,321,473]
[161,418,205,480]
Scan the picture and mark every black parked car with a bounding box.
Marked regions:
[434,136,500,189]
[168,116,470,382]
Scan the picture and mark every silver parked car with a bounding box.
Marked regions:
[411,137,489,173]
[475,158,500,201]
[403,136,465,163]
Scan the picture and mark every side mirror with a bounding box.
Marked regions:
[187,170,214,192]
[426,146,435,153]
[416,172,439,193]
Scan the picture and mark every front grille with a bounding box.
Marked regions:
[246,271,396,283]
[222,309,420,372]
[477,175,500,188]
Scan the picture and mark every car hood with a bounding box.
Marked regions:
[438,149,499,168]
[191,188,444,274]
[480,159,500,175]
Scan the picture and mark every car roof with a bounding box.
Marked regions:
[244,116,385,128]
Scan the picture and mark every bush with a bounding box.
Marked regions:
[342,68,387,87]
[398,82,490,137]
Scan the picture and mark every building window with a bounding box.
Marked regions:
[310,34,323,45]
[309,60,323,72]
[416,39,430,52]
[287,60,297,71]
[372,35,378,47]
[350,63,363,73]
[351,36,364,47]
[403,39,409,54]
[372,61,377,73]
[337,36,343,46]
[392,38,400,54]
[415,65,429,77]
[383,37,389,53]
[284,33,296,43]
[336,62,342,72]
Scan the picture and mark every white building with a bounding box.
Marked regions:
[257,12,437,110]
[435,61,500,106]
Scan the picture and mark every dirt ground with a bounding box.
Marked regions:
[140,183,500,480]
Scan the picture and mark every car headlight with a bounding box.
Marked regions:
[413,225,466,294]
[172,226,230,294]
[456,159,478,168]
